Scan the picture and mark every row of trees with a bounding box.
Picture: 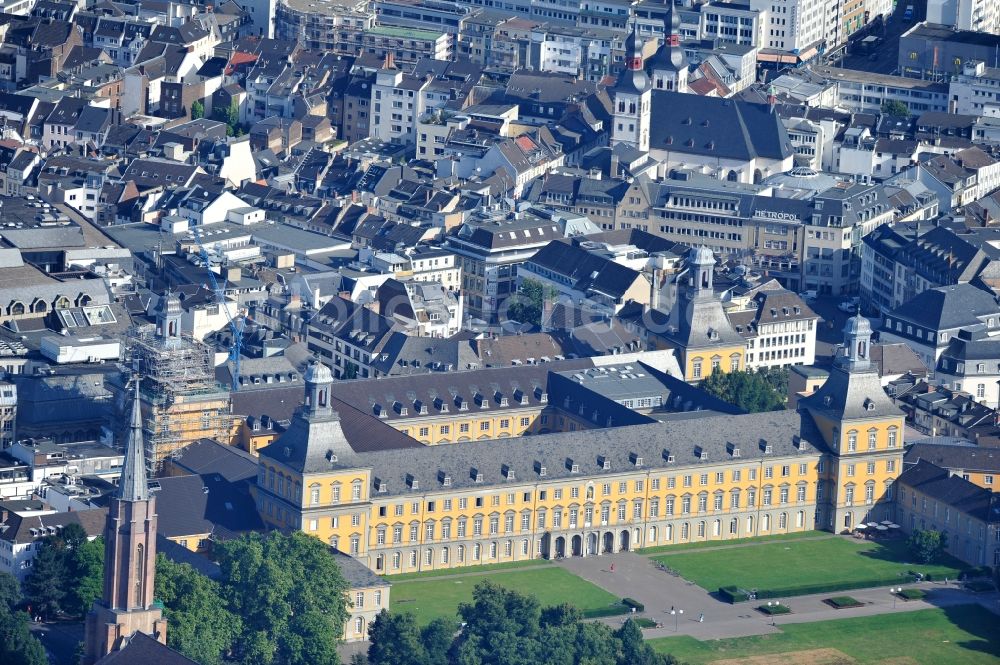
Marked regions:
[22,522,103,621]
[361,581,681,665]
[699,367,788,413]
[0,573,46,665]
[156,530,350,665]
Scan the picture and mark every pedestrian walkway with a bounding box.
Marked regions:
[556,551,1000,641]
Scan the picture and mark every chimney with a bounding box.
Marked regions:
[610,151,619,178]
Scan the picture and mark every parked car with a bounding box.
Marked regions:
[838,301,856,313]
[800,290,818,301]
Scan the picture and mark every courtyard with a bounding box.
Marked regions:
[389,564,624,625]
[652,535,967,596]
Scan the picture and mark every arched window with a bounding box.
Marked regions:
[134,543,145,608]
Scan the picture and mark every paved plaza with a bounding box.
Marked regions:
[556,550,1000,641]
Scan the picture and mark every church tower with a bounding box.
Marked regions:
[84,381,167,664]
[799,317,905,533]
[649,1,688,93]
[611,24,651,152]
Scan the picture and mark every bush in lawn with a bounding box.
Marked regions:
[825,596,863,609]
[897,588,925,601]
[623,598,645,612]
[718,586,750,603]
[633,617,658,628]
[757,603,791,615]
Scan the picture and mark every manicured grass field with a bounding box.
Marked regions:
[390,566,621,625]
[652,536,965,595]
[650,606,1000,665]
[384,558,551,581]
[639,530,831,555]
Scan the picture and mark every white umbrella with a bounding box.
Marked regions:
[876,525,889,531]
[889,524,901,529]
[881,520,893,526]
[854,524,867,529]
[867,522,879,527]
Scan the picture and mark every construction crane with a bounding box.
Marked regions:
[193,229,247,391]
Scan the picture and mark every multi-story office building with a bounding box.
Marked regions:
[275,0,371,52]
[699,0,766,47]
[445,206,600,324]
[726,284,819,370]
[255,319,904,576]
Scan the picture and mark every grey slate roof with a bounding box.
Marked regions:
[648,92,793,161]
[905,440,1000,474]
[118,383,149,502]
[887,283,1000,332]
[897,459,1000,524]
[339,410,821,497]
[800,362,901,423]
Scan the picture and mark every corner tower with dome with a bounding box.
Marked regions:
[652,247,746,381]
[800,316,905,532]
[611,23,652,152]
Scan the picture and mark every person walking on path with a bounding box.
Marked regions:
[610,562,615,573]
[698,612,704,623]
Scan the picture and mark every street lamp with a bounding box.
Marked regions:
[670,608,683,631]
[766,601,779,626]
[890,587,902,608]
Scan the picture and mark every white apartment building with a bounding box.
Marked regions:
[927,0,1000,35]
[699,0,767,47]
[950,61,1000,117]
[726,285,819,370]
[751,0,831,52]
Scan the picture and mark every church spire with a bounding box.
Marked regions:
[118,381,149,502]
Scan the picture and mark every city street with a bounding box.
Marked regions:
[832,1,924,75]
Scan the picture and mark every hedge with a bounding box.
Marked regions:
[623,597,645,612]
[825,596,863,609]
[718,572,931,603]
[718,586,750,603]
[897,588,925,600]
[965,580,996,593]
[582,604,631,619]
[757,603,791,615]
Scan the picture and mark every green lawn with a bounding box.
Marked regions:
[639,530,831,555]
[384,558,551,581]
[653,536,965,595]
[650,606,1000,665]
[390,566,621,625]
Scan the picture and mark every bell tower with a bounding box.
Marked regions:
[156,292,183,347]
[611,23,652,152]
[84,381,167,664]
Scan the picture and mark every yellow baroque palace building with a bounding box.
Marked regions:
[254,318,904,574]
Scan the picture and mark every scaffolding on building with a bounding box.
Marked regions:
[123,326,234,471]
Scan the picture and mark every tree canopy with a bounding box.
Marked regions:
[155,556,241,665]
[0,572,46,665]
[880,100,909,117]
[504,279,557,328]
[699,367,787,412]
[365,581,681,665]
[215,530,350,665]
[907,529,948,564]
[22,523,104,620]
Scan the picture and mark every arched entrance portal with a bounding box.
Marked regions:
[587,533,598,555]
[554,536,566,558]
[603,532,614,553]
[571,534,583,557]
[619,530,630,552]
